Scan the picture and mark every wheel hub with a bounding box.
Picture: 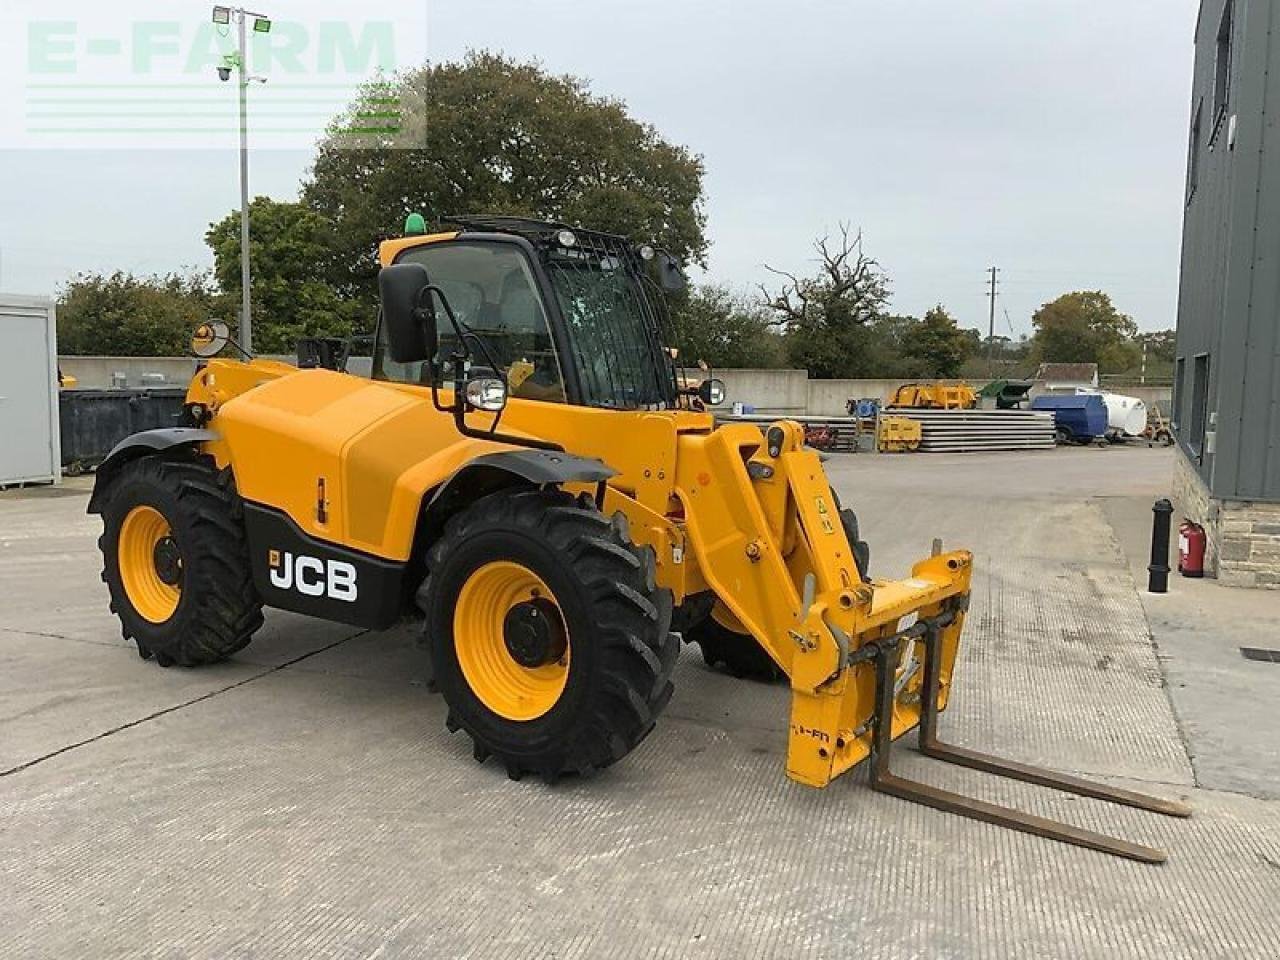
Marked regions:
[153,536,183,586]
[503,599,567,668]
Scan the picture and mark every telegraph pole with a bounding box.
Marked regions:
[986,266,1000,375]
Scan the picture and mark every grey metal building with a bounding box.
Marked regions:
[1173,0,1280,588]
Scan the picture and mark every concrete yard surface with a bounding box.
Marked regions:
[2,446,1279,959]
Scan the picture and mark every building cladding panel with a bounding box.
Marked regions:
[1175,0,1280,502]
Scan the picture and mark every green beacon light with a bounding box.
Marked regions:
[404,213,428,236]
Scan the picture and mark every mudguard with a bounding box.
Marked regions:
[428,449,617,509]
[87,428,218,514]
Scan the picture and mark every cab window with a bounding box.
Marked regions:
[373,241,567,403]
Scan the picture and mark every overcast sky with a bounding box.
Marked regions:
[0,0,1199,339]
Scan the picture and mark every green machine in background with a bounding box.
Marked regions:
[977,379,1034,410]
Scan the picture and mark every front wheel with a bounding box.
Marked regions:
[97,456,263,666]
[419,488,678,782]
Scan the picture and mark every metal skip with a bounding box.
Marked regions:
[865,618,1191,864]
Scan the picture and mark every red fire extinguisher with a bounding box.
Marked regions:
[1179,520,1206,578]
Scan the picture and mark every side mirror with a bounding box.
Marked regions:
[464,375,508,413]
[378,263,438,363]
[191,321,230,358]
[657,252,687,294]
[697,378,726,406]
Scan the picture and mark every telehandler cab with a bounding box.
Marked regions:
[90,216,1188,861]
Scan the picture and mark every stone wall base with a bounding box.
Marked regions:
[1172,448,1280,589]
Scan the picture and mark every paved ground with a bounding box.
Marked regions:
[2,446,1279,959]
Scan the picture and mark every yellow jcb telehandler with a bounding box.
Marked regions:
[89,216,1188,860]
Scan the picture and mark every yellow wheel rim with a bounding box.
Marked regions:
[453,561,570,722]
[118,505,182,623]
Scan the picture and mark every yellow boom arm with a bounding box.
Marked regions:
[671,419,971,787]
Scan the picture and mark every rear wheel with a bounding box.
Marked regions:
[419,488,678,782]
[836,504,871,582]
[687,606,785,682]
[686,493,871,683]
[98,456,263,666]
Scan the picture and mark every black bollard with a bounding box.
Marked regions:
[1148,499,1173,593]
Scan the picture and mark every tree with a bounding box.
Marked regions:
[57,272,219,356]
[759,225,891,378]
[1137,329,1176,363]
[902,305,978,378]
[205,198,366,354]
[1031,291,1140,373]
[302,52,708,303]
[668,285,786,369]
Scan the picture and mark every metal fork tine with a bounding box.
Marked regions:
[918,742,1192,818]
[866,634,1175,864]
[871,770,1168,863]
[915,626,1192,818]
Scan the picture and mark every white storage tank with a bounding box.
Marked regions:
[1076,388,1147,437]
[0,295,61,486]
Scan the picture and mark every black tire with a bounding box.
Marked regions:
[98,456,264,667]
[837,506,871,581]
[828,489,871,580]
[687,491,871,684]
[419,488,678,782]
[671,591,715,637]
[687,611,785,682]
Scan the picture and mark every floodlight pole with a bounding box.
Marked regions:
[237,10,252,354]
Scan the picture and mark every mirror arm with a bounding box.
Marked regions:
[416,282,560,453]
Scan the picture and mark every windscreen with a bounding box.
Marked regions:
[545,250,676,410]
[373,242,567,403]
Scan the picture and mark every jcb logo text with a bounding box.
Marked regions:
[269,550,358,603]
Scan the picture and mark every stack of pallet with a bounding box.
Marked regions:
[902,408,1055,452]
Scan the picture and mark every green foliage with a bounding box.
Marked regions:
[761,227,892,379]
[206,198,367,355]
[303,51,708,303]
[56,272,218,357]
[1030,291,1141,373]
[668,285,786,369]
[908,305,979,377]
[867,305,978,378]
[1138,329,1177,364]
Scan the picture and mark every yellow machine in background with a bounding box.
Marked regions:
[887,381,977,410]
[85,215,1188,861]
[877,415,922,452]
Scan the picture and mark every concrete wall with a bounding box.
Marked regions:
[60,356,199,390]
[715,369,1171,418]
[57,354,352,389]
[715,369,810,414]
[60,358,1173,421]
[806,380,908,416]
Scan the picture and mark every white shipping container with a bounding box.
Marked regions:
[0,295,61,486]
